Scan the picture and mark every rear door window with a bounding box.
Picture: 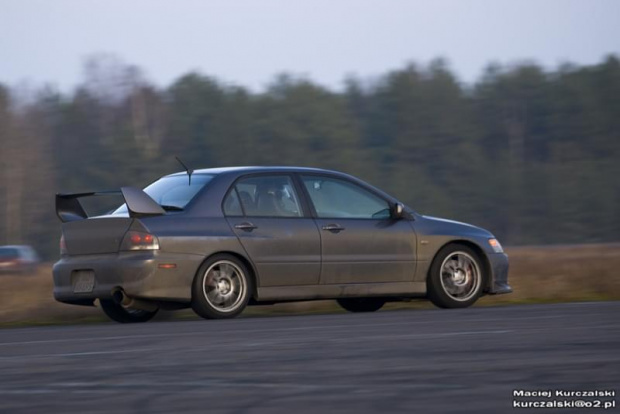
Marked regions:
[224,175,303,218]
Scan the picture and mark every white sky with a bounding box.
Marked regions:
[1,0,619,91]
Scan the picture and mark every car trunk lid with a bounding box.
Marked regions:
[62,216,135,255]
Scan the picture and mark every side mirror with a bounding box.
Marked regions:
[391,202,405,219]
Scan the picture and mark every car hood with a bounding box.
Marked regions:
[420,215,494,238]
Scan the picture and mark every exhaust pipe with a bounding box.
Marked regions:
[111,288,158,312]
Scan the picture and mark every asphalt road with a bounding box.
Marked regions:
[1,302,619,413]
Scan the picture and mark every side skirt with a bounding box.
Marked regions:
[256,282,426,302]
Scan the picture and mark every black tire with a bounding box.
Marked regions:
[99,299,158,323]
[191,254,253,320]
[427,244,485,309]
[337,297,386,313]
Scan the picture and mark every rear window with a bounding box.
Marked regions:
[0,248,19,259]
[112,174,214,214]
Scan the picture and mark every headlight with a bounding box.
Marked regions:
[488,238,504,253]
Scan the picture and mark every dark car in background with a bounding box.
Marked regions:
[0,245,40,274]
[53,167,511,323]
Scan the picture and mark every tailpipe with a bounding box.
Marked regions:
[111,288,158,312]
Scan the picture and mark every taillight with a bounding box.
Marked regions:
[120,231,160,251]
[60,234,68,255]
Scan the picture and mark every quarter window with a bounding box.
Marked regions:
[223,189,243,216]
[225,175,303,218]
[301,176,390,219]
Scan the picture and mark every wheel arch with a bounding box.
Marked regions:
[428,239,492,292]
[195,251,259,300]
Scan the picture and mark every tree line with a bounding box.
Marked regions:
[1,55,619,259]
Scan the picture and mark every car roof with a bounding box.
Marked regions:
[165,166,345,177]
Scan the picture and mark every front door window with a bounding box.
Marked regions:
[300,176,390,219]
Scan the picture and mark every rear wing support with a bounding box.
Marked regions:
[56,187,165,223]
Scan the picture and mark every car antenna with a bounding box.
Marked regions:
[175,156,194,186]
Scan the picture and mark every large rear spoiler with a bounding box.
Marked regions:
[56,186,165,222]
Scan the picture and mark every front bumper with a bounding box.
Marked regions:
[53,251,205,305]
[486,252,512,294]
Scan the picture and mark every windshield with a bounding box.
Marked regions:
[111,174,214,214]
[0,248,19,259]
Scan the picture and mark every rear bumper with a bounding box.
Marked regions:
[486,252,512,295]
[53,251,205,305]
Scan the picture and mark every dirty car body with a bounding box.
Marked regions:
[53,166,511,322]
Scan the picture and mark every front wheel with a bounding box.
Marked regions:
[99,299,158,323]
[337,298,386,313]
[191,254,253,320]
[427,244,485,309]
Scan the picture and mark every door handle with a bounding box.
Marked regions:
[322,224,345,232]
[234,222,258,231]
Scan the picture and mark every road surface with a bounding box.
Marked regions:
[1,302,619,413]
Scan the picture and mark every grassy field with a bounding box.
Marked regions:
[1,244,619,326]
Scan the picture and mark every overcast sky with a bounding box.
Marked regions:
[1,0,619,91]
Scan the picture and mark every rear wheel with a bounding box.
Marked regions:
[337,298,386,313]
[191,254,253,320]
[427,244,485,309]
[99,299,158,323]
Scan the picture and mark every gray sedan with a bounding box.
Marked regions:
[53,167,511,323]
